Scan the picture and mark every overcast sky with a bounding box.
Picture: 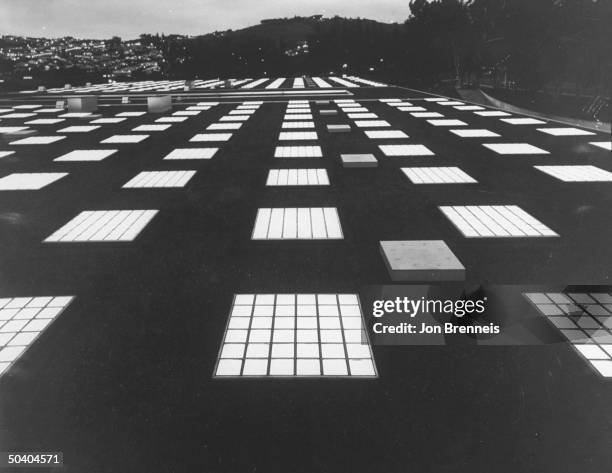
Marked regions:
[1,0,410,39]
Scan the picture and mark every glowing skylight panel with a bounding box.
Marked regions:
[409,113,442,119]
[90,117,127,124]
[365,130,408,139]
[379,144,434,156]
[524,291,612,377]
[401,167,476,184]
[274,146,322,158]
[1,113,36,119]
[354,120,390,128]
[454,105,484,111]
[0,172,68,190]
[220,115,251,122]
[123,170,196,188]
[439,205,558,238]
[207,123,242,130]
[100,134,148,144]
[252,208,343,240]
[0,296,75,377]
[44,210,159,242]
[534,165,612,182]
[173,110,201,116]
[483,143,549,155]
[347,113,378,119]
[0,126,29,133]
[190,133,232,142]
[54,149,118,162]
[0,151,15,158]
[427,119,467,126]
[132,124,171,132]
[155,116,187,123]
[589,141,611,151]
[214,293,376,377]
[450,129,500,138]
[25,118,65,125]
[59,112,92,118]
[10,136,66,145]
[397,106,427,112]
[281,121,315,129]
[474,110,511,117]
[164,148,218,160]
[278,131,318,141]
[283,114,313,120]
[501,118,546,125]
[116,111,146,117]
[58,125,100,133]
[537,127,596,136]
[266,169,330,186]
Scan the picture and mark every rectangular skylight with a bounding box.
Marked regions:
[25,118,65,125]
[439,205,558,237]
[0,126,29,133]
[274,146,322,158]
[438,101,465,106]
[501,118,547,125]
[163,148,218,160]
[534,165,612,182]
[427,119,467,126]
[13,104,42,109]
[0,172,68,190]
[483,143,549,155]
[59,112,92,118]
[589,141,611,151]
[537,127,596,136]
[397,106,427,112]
[278,131,318,141]
[58,125,101,133]
[281,121,315,129]
[116,111,146,117]
[454,105,484,111]
[44,210,159,242]
[365,130,408,139]
[266,169,330,186]
[283,114,313,120]
[252,207,343,240]
[155,116,187,123]
[54,149,118,162]
[354,120,390,128]
[100,135,148,144]
[190,133,232,142]
[401,167,477,184]
[220,115,251,122]
[410,112,444,118]
[173,111,200,116]
[90,118,127,124]
[474,111,511,117]
[132,124,171,132]
[347,113,378,119]
[0,296,75,377]
[424,97,448,102]
[0,151,15,158]
[379,144,434,156]
[213,293,376,377]
[450,129,500,138]
[10,136,66,145]
[1,113,36,119]
[207,123,242,130]
[523,292,612,377]
[123,170,196,188]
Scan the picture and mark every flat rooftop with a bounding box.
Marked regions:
[1,76,611,472]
